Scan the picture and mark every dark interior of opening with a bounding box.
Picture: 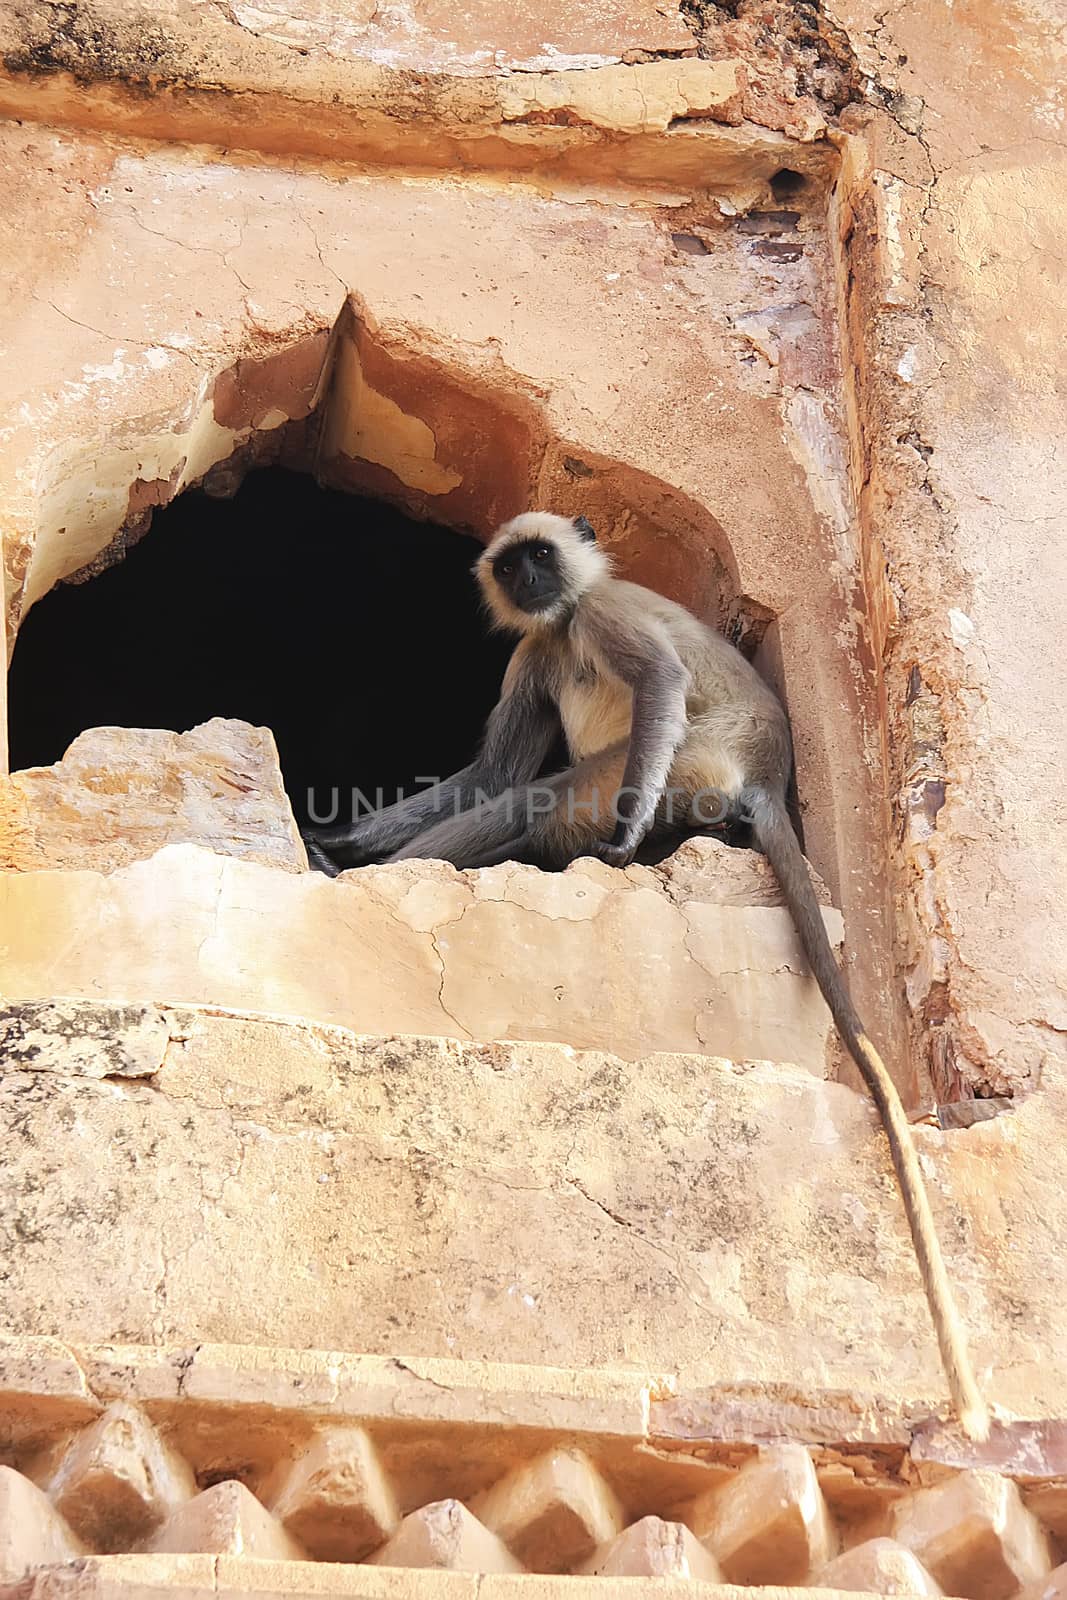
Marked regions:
[8,468,516,830]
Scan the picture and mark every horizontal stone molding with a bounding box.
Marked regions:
[0,1340,1064,1592]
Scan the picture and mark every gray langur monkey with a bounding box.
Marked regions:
[305,511,990,1440]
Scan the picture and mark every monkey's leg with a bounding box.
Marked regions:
[527,746,710,867]
[304,767,482,868]
[387,790,532,870]
[390,746,696,872]
[304,661,559,872]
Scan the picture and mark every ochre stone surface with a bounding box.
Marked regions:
[0,1554,955,1600]
[828,0,1067,1101]
[470,1449,623,1573]
[0,840,843,1071]
[265,1425,399,1562]
[367,1501,522,1574]
[142,1482,306,1560]
[890,1472,1052,1600]
[2,1376,1067,1589]
[5,721,307,874]
[0,0,1062,1503]
[0,0,700,92]
[579,1516,722,1579]
[0,1468,85,1581]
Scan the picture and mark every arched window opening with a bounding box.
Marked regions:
[8,467,515,831]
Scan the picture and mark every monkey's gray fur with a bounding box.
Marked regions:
[306,511,990,1440]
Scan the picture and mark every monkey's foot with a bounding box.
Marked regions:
[302,835,342,877]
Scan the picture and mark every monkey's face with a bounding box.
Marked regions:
[491,539,565,616]
[477,512,611,633]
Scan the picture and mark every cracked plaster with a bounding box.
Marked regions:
[0,836,844,1072]
[826,0,1067,1097]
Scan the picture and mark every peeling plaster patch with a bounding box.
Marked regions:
[948,608,976,649]
[732,302,818,368]
[875,175,906,291]
[896,347,918,384]
[258,406,290,428]
[327,335,461,495]
[23,329,331,610]
[26,378,234,608]
[82,354,129,384]
[498,59,744,135]
[783,389,856,570]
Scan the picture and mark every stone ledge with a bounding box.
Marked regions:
[6,723,307,876]
[0,0,827,193]
[0,1554,879,1600]
[0,837,843,1070]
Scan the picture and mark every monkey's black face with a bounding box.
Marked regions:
[492,540,564,615]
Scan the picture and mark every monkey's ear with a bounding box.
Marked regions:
[573,515,597,542]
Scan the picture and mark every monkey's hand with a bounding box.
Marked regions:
[587,836,639,869]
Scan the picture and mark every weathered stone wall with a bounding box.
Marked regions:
[2,996,1064,1419]
[828,0,1067,1101]
[0,0,1064,1557]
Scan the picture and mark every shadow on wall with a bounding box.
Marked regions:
[7,471,516,830]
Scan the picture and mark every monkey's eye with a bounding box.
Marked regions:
[499,562,514,576]
[533,546,550,561]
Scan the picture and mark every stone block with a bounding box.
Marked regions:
[892,1471,1052,1600]
[265,1425,399,1561]
[0,1466,86,1579]
[367,1499,522,1573]
[815,1536,943,1595]
[686,1442,836,1583]
[8,721,307,875]
[49,1400,196,1550]
[471,1448,623,1573]
[1019,1563,1067,1600]
[579,1515,722,1578]
[142,1481,306,1559]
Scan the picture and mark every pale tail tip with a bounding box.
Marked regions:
[960,1398,992,1442]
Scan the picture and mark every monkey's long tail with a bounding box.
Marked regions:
[743,784,991,1442]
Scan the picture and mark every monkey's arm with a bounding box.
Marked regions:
[587,619,690,867]
[304,644,560,867]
